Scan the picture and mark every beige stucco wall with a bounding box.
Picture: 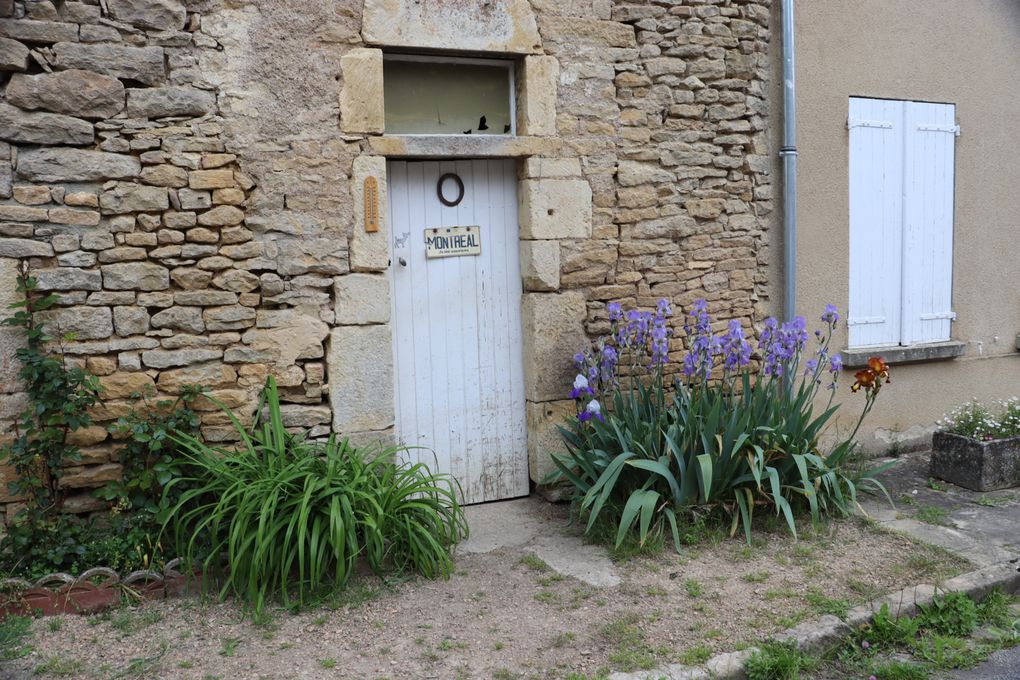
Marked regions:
[795,0,1020,451]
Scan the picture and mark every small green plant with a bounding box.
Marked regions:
[518,554,549,571]
[914,505,952,527]
[219,637,240,657]
[0,614,33,661]
[684,579,703,598]
[164,378,468,615]
[976,588,1012,627]
[937,398,1020,440]
[676,644,713,665]
[553,632,575,648]
[745,641,815,680]
[743,570,771,584]
[320,658,337,669]
[33,656,84,676]
[926,477,948,492]
[867,660,930,680]
[917,591,979,637]
[805,589,850,618]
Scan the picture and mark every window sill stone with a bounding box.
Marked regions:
[840,341,966,367]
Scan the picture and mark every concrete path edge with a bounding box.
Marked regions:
[610,560,1020,680]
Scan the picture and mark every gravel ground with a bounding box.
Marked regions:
[0,512,968,680]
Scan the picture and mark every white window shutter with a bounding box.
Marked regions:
[848,97,904,348]
[901,101,956,344]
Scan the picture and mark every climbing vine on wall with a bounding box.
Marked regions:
[0,265,101,572]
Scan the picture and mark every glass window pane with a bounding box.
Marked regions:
[384,59,513,135]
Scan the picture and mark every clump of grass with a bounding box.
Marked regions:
[0,615,33,661]
[914,505,953,527]
[677,643,713,665]
[746,642,816,680]
[684,578,703,598]
[519,553,549,572]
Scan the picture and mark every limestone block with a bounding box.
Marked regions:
[277,238,348,276]
[176,289,239,305]
[0,102,93,146]
[35,267,102,291]
[0,258,23,390]
[140,164,188,187]
[126,86,216,118]
[203,305,256,331]
[16,148,140,183]
[239,313,328,367]
[0,204,47,221]
[519,178,592,240]
[526,399,573,484]
[101,262,170,291]
[98,372,154,399]
[0,18,78,43]
[151,306,204,333]
[518,56,558,136]
[188,169,234,190]
[113,306,149,336]
[35,305,112,340]
[140,348,222,369]
[537,17,635,47]
[58,463,122,490]
[100,183,169,214]
[178,188,212,209]
[519,240,559,292]
[107,0,185,30]
[350,155,389,272]
[329,325,394,433]
[6,70,125,119]
[279,404,331,428]
[521,291,586,402]
[617,160,674,187]
[158,363,236,393]
[362,0,540,53]
[198,205,244,226]
[522,157,581,179]
[0,37,28,72]
[0,238,53,257]
[339,48,383,134]
[334,273,390,325]
[48,207,100,226]
[52,43,165,86]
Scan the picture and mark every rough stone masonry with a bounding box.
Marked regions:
[0,0,774,521]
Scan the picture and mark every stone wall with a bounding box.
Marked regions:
[0,0,774,519]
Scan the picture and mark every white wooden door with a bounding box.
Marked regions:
[389,159,528,504]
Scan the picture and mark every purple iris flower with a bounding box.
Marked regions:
[821,304,840,325]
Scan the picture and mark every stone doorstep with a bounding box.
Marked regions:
[609,560,1020,680]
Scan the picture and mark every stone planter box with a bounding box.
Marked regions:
[931,431,1020,491]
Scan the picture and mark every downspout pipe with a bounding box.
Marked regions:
[780,0,798,321]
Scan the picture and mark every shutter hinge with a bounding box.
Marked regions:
[847,117,894,130]
[917,124,961,137]
[847,316,886,326]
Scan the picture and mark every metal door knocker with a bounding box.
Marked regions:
[437,173,465,207]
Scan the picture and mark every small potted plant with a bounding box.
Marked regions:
[931,398,1020,491]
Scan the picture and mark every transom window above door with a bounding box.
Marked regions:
[383,54,516,136]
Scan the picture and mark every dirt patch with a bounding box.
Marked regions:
[1,509,968,680]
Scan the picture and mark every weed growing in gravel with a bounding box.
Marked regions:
[218,637,240,657]
[746,641,815,680]
[743,570,771,583]
[0,615,32,661]
[319,658,337,669]
[926,478,949,492]
[804,588,850,619]
[676,644,713,665]
[553,632,576,648]
[518,554,550,571]
[33,656,84,677]
[914,505,953,526]
[684,578,703,598]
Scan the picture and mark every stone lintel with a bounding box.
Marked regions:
[361,0,542,54]
[368,134,560,159]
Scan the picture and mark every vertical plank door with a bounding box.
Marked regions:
[389,159,528,504]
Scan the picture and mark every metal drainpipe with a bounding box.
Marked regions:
[780,0,798,321]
